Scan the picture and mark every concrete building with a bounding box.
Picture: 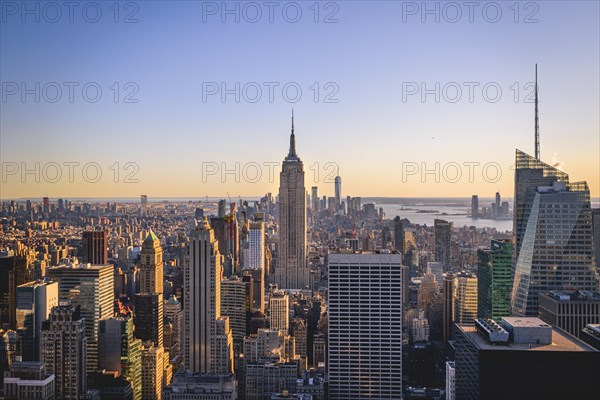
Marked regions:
[538,290,600,338]
[41,304,87,400]
[452,317,600,399]
[221,276,251,351]
[269,290,289,333]
[47,263,114,372]
[163,371,236,400]
[328,252,403,399]
[3,361,55,400]
[185,218,233,374]
[453,273,477,325]
[15,280,58,361]
[275,113,309,290]
[445,361,455,400]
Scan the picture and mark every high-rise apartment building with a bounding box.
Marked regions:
[511,150,598,316]
[434,219,451,269]
[48,263,114,372]
[15,280,58,361]
[41,304,87,400]
[184,218,233,374]
[328,252,403,399]
[477,239,512,321]
[276,113,308,290]
[82,230,108,265]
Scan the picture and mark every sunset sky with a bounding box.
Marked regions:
[1,1,598,200]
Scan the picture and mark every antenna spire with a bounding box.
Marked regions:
[535,64,540,160]
[288,109,297,158]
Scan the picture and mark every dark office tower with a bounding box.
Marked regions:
[538,291,600,339]
[311,187,319,211]
[98,317,142,400]
[511,150,597,317]
[42,197,50,214]
[434,219,451,269]
[328,252,403,399]
[82,230,108,265]
[334,176,342,206]
[134,293,164,348]
[218,199,226,218]
[275,112,308,290]
[242,268,263,313]
[15,281,58,361]
[140,231,163,294]
[41,304,87,400]
[471,195,479,218]
[477,239,512,322]
[0,256,30,330]
[393,216,405,254]
[453,317,600,400]
[593,208,600,275]
[442,273,454,348]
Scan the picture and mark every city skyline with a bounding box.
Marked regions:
[1,2,599,199]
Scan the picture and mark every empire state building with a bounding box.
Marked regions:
[276,112,308,289]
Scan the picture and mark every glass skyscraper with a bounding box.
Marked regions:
[477,239,512,321]
[511,150,598,316]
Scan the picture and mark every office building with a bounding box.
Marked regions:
[393,216,404,253]
[3,361,55,400]
[269,290,289,333]
[538,290,600,338]
[134,293,164,349]
[328,252,403,399]
[446,361,455,400]
[140,230,164,294]
[41,304,87,400]
[334,176,342,206]
[477,239,512,321]
[141,342,163,400]
[221,276,250,351]
[593,208,600,274]
[434,219,451,269]
[184,218,233,374]
[15,280,58,361]
[0,256,30,330]
[98,316,142,400]
[82,230,108,265]
[453,273,477,325]
[48,263,114,372]
[244,361,298,400]
[164,295,183,370]
[275,113,308,290]
[426,262,443,286]
[471,195,479,218]
[140,195,148,217]
[453,317,600,399]
[511,150,598,316]
[163,371,237,400]
[580,324,600,350]
[311,187,319,212]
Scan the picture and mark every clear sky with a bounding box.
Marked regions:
[1,0,598,199]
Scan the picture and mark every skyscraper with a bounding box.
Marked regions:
[511,150,598,316]
[140,341,163,400]
[434,219,451,269]
[98,316,142,400]
[140,195,148,217]
[15,280,58,361]
[477,239,512,321]
[82,230,108,265]
[334,175,342,206]
[328,252,403,399]
[311,186,319,212]
[140,231,163,294]
[48,263,114,372]
[221,276,250,352]
[184,218,233,374]
[592,208,600,275]
[453,273,478,325]
[134,293,164,348]
[471,195,479,218]
[275,112,308,290]
[269,290,289,333]
[41,303,87,400]
[393,216,404,254]
[0,256,30,330]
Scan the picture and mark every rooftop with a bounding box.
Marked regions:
[457,323,598,352]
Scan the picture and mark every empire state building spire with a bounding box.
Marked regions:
[288,109,297,158]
